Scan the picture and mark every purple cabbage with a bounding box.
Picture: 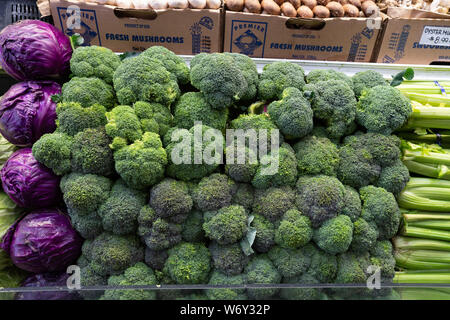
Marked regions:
[0,81,60,147]
[0,20,72,81]
[1,148,61,208]
[1,209,82,273]
[15,272,81,300]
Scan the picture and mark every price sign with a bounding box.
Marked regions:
[419,26,450,47]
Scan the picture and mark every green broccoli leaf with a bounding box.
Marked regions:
[240,215,257,256]
[390,68,414,87]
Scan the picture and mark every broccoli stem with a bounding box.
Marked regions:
[393,236,450,251]
[401,226,450,242]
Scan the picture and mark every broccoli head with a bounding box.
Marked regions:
[370,240,396,280]
[313,215,353,255]
[114,132,168,190]
[356,85,412,135]
[376,159,410,196]
[190,53,247,109]
[83,232,144,276]
[101,262,157,300]
[209,241,249,276]
[149,178,192,223]
[245,255,281,300]
[138,205,182,251]
[350,218,378,254]
[224,52,259,102]
[352,70,387,98]
[360,186,401,240]
[133,101,172,137]
[225,145,258,183]
[61,76,116,109]
[306,69,353,88]
[113,55,180,106]
[232,183,254,212]
[105,105,143,148]
[32,132,73,176]
[173,92,228,131]
[268,246,311,278]
[69,209,103,240]
[341,185,362,222]
[193,173,236,212]
[203,205,248,245]
[251,214,275,253]
[144,248,168,270]
[252,186,296,222]
[70,45,121,84]
[293,135,339,177]
[98,180,147,235]
[163,242,211,284]
[258,62,306,101]
[303,79,357,139]
[295,175,346,228]
[165,124,222,181]
[56,102,107,137]
[206,270,247,300]
[60,173,112,215]
[79,264,108,300]
[182,210,205,243]
[141,46,190,85]
[280,272,324,300]
[71,128,115,176]
[308,245,338,283]
[274,209,313,249]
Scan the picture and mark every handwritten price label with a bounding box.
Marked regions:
[419,26,450,47]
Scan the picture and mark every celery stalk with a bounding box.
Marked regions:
[401,226,450,242]
[393,236,450,251]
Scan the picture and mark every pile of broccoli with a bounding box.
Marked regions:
[30,46,411,301]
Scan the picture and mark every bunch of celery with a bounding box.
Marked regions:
[398,130,450,150]
[398,178,450,212]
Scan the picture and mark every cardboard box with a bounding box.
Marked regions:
[223,11,383,62]
[49,0,222,54]
[375,8,450,64]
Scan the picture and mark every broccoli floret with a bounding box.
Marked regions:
[206,270,247,300]
[133,101,172,137]
[334,251,367,285]
[350,218,378,253]
[252,143,298,189]
[163,242,211,284]
[98,181,147,235]
[293,135,339,177]
[356,85,412,135]
[173,92,228,131]
[144,248,168,270]
[303,79,357,139]
[251,214,275,253]
[56,102,107,136]
[268,246,310,278]
[32,132,73,176]
[224,52,259,102]
[69,209,103,240]
[376,159,410,196]
[182,211,205,243]
[61,173,112,215]
[274,209,313,249]
[61,76,116,109]
[352,70,387,98]
[306,69,353,89]
[224,145,258,183]
[193,173,236,212]
[83,232,144,276]
[190,53,247,109]
[79,264,108,300]
[252,187,296,222]
[295,175,346,228]
[113,55,180,106]
[258,62,306,101]
[138,205,182,251]
[360,186,401,240]
[341,185,362,222]
[203,205,248,245]
[141,46,190,85]
[165,124,222,181]
[209,241,249,276]
[105,105,143,148]
[114,132,167,190]
[71,128,115,176]
[150,178,193,221]
[245,255,281,300]
[313,215,353,255]
[309,245,338,283]
[232,183,254,212]
[101,262,157,300]
[70,45,121,84]
[370,240,396,279]
[280,272,324,300]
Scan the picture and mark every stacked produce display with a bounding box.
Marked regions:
[0,18,449,300]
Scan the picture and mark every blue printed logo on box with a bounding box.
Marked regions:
[230,20,267,58]
[57,6,101,46]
